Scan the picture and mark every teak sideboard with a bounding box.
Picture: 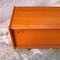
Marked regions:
[9,7,60,48]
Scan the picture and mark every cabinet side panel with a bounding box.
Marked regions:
[13,29,60,48]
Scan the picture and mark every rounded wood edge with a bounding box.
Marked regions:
[9,28,16,49]
[8,6,16,49]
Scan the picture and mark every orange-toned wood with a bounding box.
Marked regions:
[13,29,60,48]
[10,7,60,48]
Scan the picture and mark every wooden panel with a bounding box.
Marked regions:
[13,29,60,48]
[11,7,60,29]
[10,7,60,48]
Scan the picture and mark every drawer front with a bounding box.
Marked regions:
[13,29,60,48]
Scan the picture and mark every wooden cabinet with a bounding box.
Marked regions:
[9,7,60,48]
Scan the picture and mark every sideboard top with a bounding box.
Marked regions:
[10,7,60,29]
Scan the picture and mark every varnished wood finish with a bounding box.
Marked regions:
[10,7,60,48]
[11,7,60,29]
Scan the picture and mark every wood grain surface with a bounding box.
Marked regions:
[11,7,60,29]
[10,7,60,48]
